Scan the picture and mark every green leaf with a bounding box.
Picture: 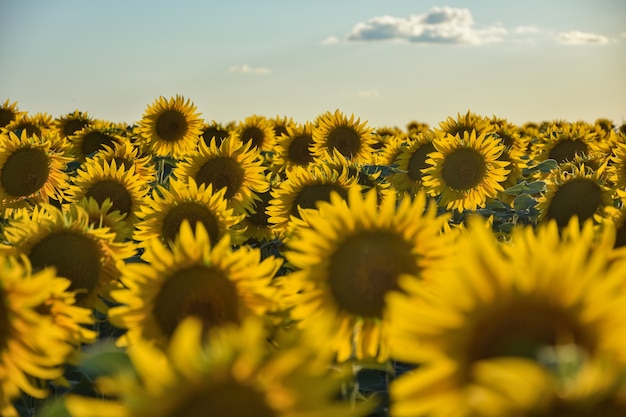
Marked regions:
[79,343,134,380]
[513,194,538,212]
[504,181,545,196]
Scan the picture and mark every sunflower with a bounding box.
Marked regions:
[536,163,614,228]
[388,130,438,196]
[66,158,150,228]
[133,177,245,249]
[172,135,268,215]
[267,163,360,239]
[271,121,317,173]
[422,130,510,213]
[241,188,281,244]
[0,254,95,417]
[234,114,277,154]
[65,316,371,417]
[74,196,134,242]
[283,187,452,362]
[532,122,600,164]
[200,119,234,148]
[138,95,203,159]
[312,109,376,164]
[2,112,54,138]
[406,120,430,135]
[0,99,25,129]
[386,218,626,417]
[0,130,70,211]
[2,203,136,311]
[606,134,626,189]
[436,110,494,138]
[89,140,157,184]
[109,221,282,348]
[67,120,126,161]
[54,110,93,139]
[270,114,295,139]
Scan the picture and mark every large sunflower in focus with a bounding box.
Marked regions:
[65,316,370,417]
[283,187,452,362]
[537,163,614,228]
[109,221,282,348]
[172,136,268,215]
[422,130,510,212]
[0,255,91,417]
[3,204,136,311]
[66,158,150,228]
[386,218,626,417]
[134,177,245,249]
[312,110,376,164]
[0,130,70,211]
[138,95,203,159]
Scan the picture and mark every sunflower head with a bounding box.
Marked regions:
[271,121,317,173]
[437,110,494,138]
[235,114,276,153]
[0,99,25,129]
[54,110,92,138]
[201,120,234,148]
[312,109,376,164]
[3,112,53,138]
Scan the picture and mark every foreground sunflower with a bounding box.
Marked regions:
[422,130,510,212]
[109,221,282,348]
[172,136,268,215]
[386,218,626,417]
[133,177,245,249]
[0,255,95,417]
[312,109,376,164]
[138,95,203,159]
[65,316,371,417]
[283,187,452,362]
[2,204,136,311]
[0,130,70,211]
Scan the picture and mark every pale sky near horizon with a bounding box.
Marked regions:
[1,0,625,130]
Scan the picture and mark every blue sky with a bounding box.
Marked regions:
[1,0,625,129]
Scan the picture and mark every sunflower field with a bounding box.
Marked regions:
[2,96,626,417]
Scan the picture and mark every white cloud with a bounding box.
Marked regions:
[357,88,379,98]
[514,25,540,34]
[321,36,340,45]
[346,6,505,45]
[227,64,272,74]
[557,31,609,45]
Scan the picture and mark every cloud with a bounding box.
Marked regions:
[357,88,379,98]
[321,36,340,45]
[227,64,271,74]
[514,25,540,34]
[346,6,505,45]
[557,31,609,45]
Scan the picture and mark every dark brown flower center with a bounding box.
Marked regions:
[202,127,230,148]
[28,231,102,303]
[85,180,133,216]
[153,265,240,340]
[328,231,417,318]
[548,140,589,164]
[0,109,17,128]
[156,110,188,142]
[291,184,347,218]
[327,126,361,158]
[545,178,602,228]
[287,135,315,166]
[63,119,90,137]
[195,158,245,200]
[81,131,118,157]
[246,191,272,227]
[441,147,487,190]
[407,142,436,182]
[240,126,266,149]
[161,202,220,245]
[0,147,50,197]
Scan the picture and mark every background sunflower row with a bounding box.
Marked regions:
[2,96,626,417]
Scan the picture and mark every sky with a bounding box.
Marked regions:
[1,0,625,129]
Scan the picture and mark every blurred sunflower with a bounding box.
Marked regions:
[173,136,268,215]
[65,316,370,417]
[134,177,245,249]
[532,123,599,164]
[0,130,70,210]
[312,109,376,164]
[138,95,203,159]
[89,140,157,184]
[406,120,430,135]
[74,196,134,242]
[3,112,53,137]
[54,110,93,139]
[386,218,626,417]
[269,114,295,139]
[0,99,25,129]
[606,135,626,189]
[241,189,280,244]
[234,114,276,153]
[66,158,150,228]
[67,120,126,161]
[2,204,136,311]
[0,255,92,417]
[389,130,438,196]
[436,110,494,138]
[200,119,234,148]
[537,163,614,228]
[109,221,282,348]
[422,130,510,212]
[271,121,317,173]
[283,187,452,362]
[267,163,359,239]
